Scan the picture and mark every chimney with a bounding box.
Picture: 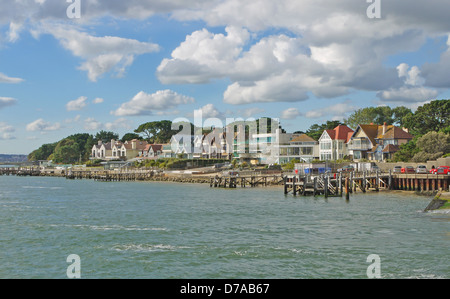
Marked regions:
[111,139,115,147]
[132,139,137,150]
[383,122,386,135]
[98,140,102,146]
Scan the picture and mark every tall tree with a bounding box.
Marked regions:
[345,107,396,129]
[121,133,142,142]
[392,106,412,127]
[94,130,119,143]
[28,142,57,161]
[403,100,450,136]
[135,120,184,143]
[411,131,450,162]
[306,120,343,141]
[52,139,80,164]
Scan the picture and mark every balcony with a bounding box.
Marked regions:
[348,138,372,151]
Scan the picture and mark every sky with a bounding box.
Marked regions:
[0,0,450,155]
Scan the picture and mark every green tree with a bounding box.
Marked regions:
[95,130,119,144]
[28,142,57,161]
[403,100,450,136]
[392,106,413,127]
[121,133,142,142]
[53,139,80,164]
[411,131,450,162]
[305,120,343,141]
[393,138,419,162]
[135,120,182,143]
[345,106,398,129]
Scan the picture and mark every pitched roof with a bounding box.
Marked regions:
[325,129,335,140]
[357,124,381,145]
[290,134,316,143]
[334,125,354,143]
[382,144,400,153]
[149,144,163,152]
[124,140,148,150]
[381,126,413,140]
[323,125,354,143]
[356,124,413,146]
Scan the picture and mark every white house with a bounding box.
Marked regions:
[318,125,354,161]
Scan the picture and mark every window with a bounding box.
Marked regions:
[320,142,331,150]
[300,147,312,155]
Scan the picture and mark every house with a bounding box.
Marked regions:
[231,127,293,165]
[318,125,354,161]
[276,134,319,164]
[91,140,117,160]
[170,134,195,159]
[349,123,413,161]
[92,139,149,161]
[142,144,163,159]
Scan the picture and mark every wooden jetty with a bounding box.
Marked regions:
[209,174,284,188]
[66,169,157,182]
[0,167,41,177]
[283,171,450,198]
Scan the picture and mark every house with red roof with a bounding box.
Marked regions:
[348,123,413,161]
[318,125,354,161]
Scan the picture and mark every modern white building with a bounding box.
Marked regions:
[276,134,319,164]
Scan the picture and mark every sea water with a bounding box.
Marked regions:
[0,176,448,279]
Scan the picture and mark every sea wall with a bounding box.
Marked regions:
[424,192,450,211]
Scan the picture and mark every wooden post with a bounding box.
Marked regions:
[284,176,288,195]
[350,171,353,193]
[293,176,297,196]
[313,177,317,197]
[345,177,350,200]
[375,171,379,191]
[324,176,329,198]
[339,172,343,197]
[388,170,392,190]
[362,171,366,193]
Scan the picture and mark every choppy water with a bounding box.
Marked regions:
[0,176,448,279]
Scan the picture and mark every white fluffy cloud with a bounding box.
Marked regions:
[305,100,357,120]
[197,103,224,119]
[113,90,195,116]
[38,24,160,82]
[82,117,132,131]
[281,108,301,120]
[93,98,104,104]
[157,26,249,84]
[378,63,438,103]
[0,122,15,140]
[158,0,450,105]
[66,96,88,111]
[26,119,61,132]
[0,73,24,84]
[1,0,450,108]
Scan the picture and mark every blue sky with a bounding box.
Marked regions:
[0,0,449,155]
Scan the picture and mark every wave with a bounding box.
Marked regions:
[47,224,168,232]
[22,186,63,190]
[111,243,191,253]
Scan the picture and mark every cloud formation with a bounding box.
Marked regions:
[113,90,195,116]
[26,119,61,132]
[37,24,160,82]
[0,122,15,140]
[0,73,24,84]
[66,96,88,111]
